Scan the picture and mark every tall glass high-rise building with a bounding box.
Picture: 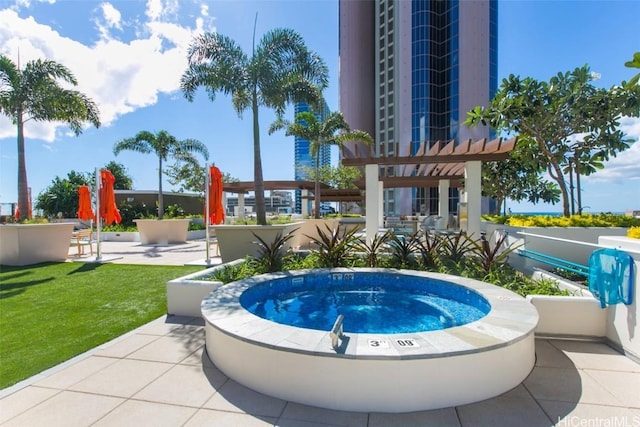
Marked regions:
[293,101,331,213]
[339,0,498,215]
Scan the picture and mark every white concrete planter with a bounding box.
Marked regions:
[166,259,245,317]
[134,219,190,245]
[289,218,339,249]
[212,223,303,263]
[0,223,75,266]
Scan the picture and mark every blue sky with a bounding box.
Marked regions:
[0,0,639,215]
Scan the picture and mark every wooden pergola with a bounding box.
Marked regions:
[339,137,518,240]
[342,137,517,188]
[222,180,328,194]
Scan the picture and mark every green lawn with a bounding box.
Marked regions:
[0,262,203,389]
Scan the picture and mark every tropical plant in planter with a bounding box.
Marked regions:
[469,231,521,274]
[357,230,391,268]
[252,229,298,273]
[388,232,421,269]
[306,224,361,268]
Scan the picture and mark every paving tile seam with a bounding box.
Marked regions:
[0,387,64,425]
[580,369,630,407]
[536,398,636,410]
[520,377,556,425]
[451,406,463,427]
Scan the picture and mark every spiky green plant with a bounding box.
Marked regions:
[252,228,298,272]
[307,224,360,268]
[438,231,475,265]
[469,231,521,274]
[356,230,391,267]
[388,232,421,269]
[415,230,443,270]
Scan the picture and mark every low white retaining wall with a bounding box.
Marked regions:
[483,223,628,272]
[100,231,140,242]
[527,295,606,338]
[166,259,245,317]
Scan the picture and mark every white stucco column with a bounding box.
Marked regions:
[464,161,482,238]
[438,179,450,225]
[365,164,379,244]
[238,193,245,219]
[301,190,309,217]
[378,181,384,229]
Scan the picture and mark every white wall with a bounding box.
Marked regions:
[599,236,640,360]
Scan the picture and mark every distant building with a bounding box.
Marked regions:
[339,0,498,215]
[294,100,331,214]
[226,191,293,215]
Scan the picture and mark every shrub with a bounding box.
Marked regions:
[252,229,298,272]
[307,224,360,268]
[489,213,640,228]
[628,226,640,239]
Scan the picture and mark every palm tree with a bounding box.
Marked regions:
[181,27,328,225]
[0,55,100,221]
[113,130,209,219]
[279,110,373,218]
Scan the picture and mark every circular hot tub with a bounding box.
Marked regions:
[201,268,538,413]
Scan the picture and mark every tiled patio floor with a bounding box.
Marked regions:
[2,240,638,426]
[2,315,638,427]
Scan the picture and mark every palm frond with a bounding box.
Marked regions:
[182,32,248,102]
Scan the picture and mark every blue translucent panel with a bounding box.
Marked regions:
[589,248,635,308]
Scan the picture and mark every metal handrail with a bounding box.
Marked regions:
[515,231,640,255]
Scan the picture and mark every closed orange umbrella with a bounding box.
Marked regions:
[77,185,95,220]
[208,165,224,225]
[99,170,121,226]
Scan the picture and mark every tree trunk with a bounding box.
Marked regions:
[158,156,164,219]
[314,154,321,219]
[549,162,571,217]
[252,94,266,225]
[497,197,504,216]
[16,111,29,221]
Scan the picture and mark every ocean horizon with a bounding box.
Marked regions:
[511,211,626,216]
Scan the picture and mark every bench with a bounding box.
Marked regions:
[71,229,94,256]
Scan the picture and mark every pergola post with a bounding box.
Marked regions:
[365,164,379,244]
[464,161,482,237]
[438,179,450,227]
[301,190,309,217]
[237,193,245,219]
[378,181,384,229]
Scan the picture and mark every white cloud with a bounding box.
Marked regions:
[145,0,179,22]
[12,0,55,10]
[585,116,640,182]
[0,6,213,142]
[101,3,122,30]
[145,0,163,21]
[94,2,123,41]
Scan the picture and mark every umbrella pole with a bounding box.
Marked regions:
[205,164,211,264]
[95,167,102,261]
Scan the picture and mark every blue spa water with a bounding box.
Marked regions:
[240,272,491,334]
